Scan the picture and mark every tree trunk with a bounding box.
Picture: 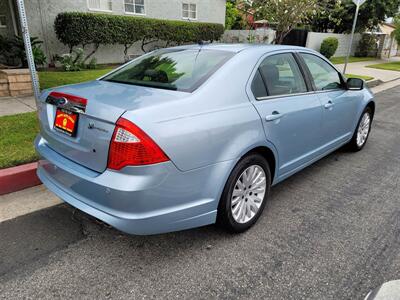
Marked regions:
[124,44,133,62]
[83,44,99,63]
[141,37,147,53]
[141,37,159,53]
[124,44,133,56]
[277,32,285,45]
[274,29,292,45]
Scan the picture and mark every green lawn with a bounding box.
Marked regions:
[346,74,374,81]
[366,62,400,72]
[0,112,39,169]
[330,56,376,65]
[39,68,114,90]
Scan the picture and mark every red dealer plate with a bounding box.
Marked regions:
[54,108,79,137]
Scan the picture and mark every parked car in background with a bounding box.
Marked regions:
[35,44,375,235]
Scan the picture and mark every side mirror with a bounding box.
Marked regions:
[347,78,364,90]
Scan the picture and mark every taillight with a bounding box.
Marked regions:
[107,118,169,170]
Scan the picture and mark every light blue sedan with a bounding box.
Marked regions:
[35,44,375,235]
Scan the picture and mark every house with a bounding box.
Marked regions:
[1,0,227,64]
[378,23,399,58]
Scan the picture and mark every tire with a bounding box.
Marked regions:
[217,153,271,233]
[347,107,373,152]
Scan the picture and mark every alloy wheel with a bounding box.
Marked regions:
[356,112,371,147]
[231,165,267,224]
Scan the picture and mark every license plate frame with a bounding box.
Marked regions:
[53,108,79,137]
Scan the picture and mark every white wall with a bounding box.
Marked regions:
[306,32,362,57]
[222,29,275,44]
[223,30,364,58]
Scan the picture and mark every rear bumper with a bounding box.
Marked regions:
[35,136,235,235]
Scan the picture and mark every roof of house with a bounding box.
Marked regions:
[379,23,396,35]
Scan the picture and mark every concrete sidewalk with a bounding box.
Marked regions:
[0,185,61,223]
[0,95,36,117]
[335,58,400,83]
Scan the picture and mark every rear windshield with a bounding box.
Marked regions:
[102,49,234,92]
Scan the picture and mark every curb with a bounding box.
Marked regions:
[370,78,400,94]
[366,79,383,88]
[0,162,41,196]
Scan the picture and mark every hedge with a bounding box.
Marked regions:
[54,12,224,60]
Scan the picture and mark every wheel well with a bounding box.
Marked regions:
[245,147,276,182]
[367,101,375,119]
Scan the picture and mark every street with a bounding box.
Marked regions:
[1,86,400,300]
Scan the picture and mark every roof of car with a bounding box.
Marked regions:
[175,43,309,53]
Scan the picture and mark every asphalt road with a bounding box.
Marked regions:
[1,86,400,300]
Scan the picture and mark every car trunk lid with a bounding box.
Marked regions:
[38,80,188,173]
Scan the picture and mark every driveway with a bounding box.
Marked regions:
[1,87,400,299]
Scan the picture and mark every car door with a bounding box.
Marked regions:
[248,52,324,179]
[299,53,361,151]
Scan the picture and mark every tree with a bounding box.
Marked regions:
[225,1,241,29]
[393,16,400,46]
[253,0,318,44]
[308,0,344,33]
[335,0,400,33]
[308,0,400,33]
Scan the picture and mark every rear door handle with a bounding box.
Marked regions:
[324,101,335,109]
[265,111,283,122]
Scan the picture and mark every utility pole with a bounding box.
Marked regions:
[343,0,367,75]
[16,0,40,101]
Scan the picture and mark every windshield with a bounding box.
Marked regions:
[102,49,234,92]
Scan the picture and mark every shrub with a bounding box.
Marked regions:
[54,12,224,58]
[355,34,378,57]
[0,35,46,68]
[58,48,85,71]
[225,1,244,30]
[54,13,114,62]
[111,15,146,59]
[0,35,17,66]
[32,46,47,67]
[320,37,339,59]
[86,57,97,70]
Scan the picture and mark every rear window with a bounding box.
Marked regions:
[102,49,234,92]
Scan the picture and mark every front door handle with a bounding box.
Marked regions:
[324,101,335,109]
[265,111,283,122]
